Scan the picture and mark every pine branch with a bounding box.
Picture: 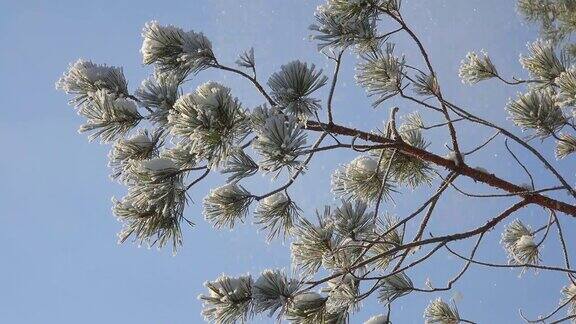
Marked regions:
[304,120,576,216]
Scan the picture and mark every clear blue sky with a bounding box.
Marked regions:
[1,0,574,323]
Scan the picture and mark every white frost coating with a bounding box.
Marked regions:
[254,269,274,287]
[114,97,138,114]
[425,277,433,289]
[139,157,177,171]
[445,151,463,165]
[350,156,379,173]
[208,277,242,299]
[516,235,536,249]
[262,192,288,207]
[128,133,152,146]
[339,237,354,247]
[196,81,227,108]
[141,21,211,65]
[141,21,167,63]
[327,273,354,289]
[213,183,240,196]
[293,292,323,303]
[474,166,489,174]
[567,283,576,295]
[55,59,125,94]
[409,245,421,254]
[364,314,389,324]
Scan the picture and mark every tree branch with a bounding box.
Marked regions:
[304,120,576,216]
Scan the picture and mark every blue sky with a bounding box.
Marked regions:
[1,0,575,323]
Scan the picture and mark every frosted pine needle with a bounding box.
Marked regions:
[254,192,300,241]
[332,199,374,239]
[291,209,337,276]
[203,183,253,229]
[108,130,161,182]
[310,1,378,51]
[56,59,129,106]
[267,60,328,120]
[501,219,540,272]
[458,50,498,84]
[168,82,248,167]
[199,274,254,324]
[252,114,307,174]
[378,272,414,304]
[560,282,576,320]
[506,88,566,138]
[364,314,389,324]
[332,155,396,204]
[252,269,301,318]
[356,43,405,107]
[555,66,576,107]
[520,40,566,81]
[141,20,214,76]
[77,90,142,143]
[135,73,181,126]
[286,292,328,324]
[555,133,576,159]
[423,298,460,324]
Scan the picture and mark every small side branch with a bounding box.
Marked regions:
[327,50,344,124]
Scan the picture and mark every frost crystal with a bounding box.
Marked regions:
[445,151,463,165]
[364,314,389,324]
[352,155,379,173]
[139,157,178,172]
[263,192,289,206]
[474,166,489,173]
[516,234,536,249]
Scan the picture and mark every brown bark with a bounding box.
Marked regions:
[306,120,576,216]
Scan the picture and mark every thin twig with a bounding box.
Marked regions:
[505,139,535,190]
[327,50,344,124]
[185,169,210,191]
[463,131,500,156]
